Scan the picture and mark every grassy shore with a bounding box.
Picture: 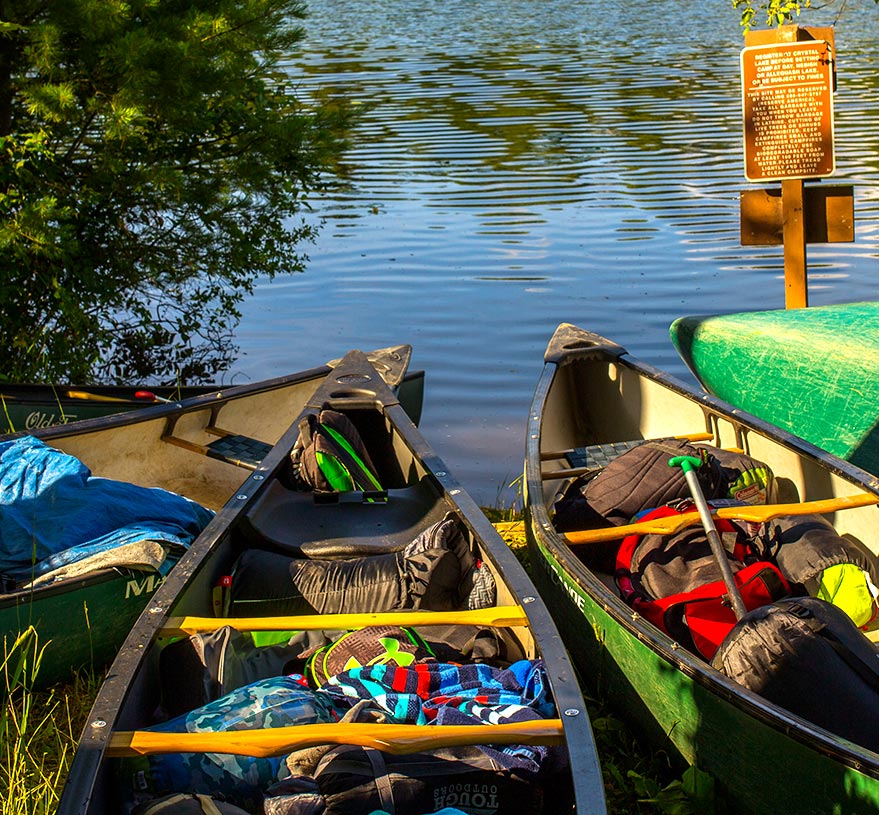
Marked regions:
[2,629,98,815]
[3,516,707,815]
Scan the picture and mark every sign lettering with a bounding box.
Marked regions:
[741,40,835,181]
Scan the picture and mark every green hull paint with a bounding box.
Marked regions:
[2,401,152,434]
[0,386,212,434]
[0,372,425,434]
[670,301,879,474]
[529,512,879,815]
[526,323,879,815]
[1,565,171,688]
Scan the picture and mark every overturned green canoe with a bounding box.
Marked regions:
[670,301,879,475]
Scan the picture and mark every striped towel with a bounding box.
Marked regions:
[319,659,554,726]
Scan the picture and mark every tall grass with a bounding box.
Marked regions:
[1,629,97,815]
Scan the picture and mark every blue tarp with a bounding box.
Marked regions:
[0,436,214,581]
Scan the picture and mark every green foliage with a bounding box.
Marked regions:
[2,628,63,815]
[734,0,879,36]
[0,0,350,383]
[2,628,99,815]
[733,0,811,33]
[630,765,716,815]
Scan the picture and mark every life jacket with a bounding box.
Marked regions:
[615,502,790,660]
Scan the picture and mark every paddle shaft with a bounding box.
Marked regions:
[669,456,748,620]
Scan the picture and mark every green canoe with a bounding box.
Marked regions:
[1,363,425,436]
[669,301,879,475]
[524,323,879,815]
[1,347,423,689]
[0,384,215,434]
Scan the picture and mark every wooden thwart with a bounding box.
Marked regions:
[565,494,879,546]
[162,605,529,637]
[107,718,564,758]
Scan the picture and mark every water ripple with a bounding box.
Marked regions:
[236,0,879,504]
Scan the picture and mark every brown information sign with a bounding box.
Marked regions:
[741,40,835,181]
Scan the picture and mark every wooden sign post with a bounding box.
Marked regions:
[739,26,853,309]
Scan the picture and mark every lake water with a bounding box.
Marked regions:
[234,0,879,507]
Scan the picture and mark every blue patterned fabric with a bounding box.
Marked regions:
[320,659,554,726]
[0,436,213,579]
[124,676,340,807]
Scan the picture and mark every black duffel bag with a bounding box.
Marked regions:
[712,595,879,753]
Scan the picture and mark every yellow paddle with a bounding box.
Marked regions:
[64,389,131,403]
[162,606,529,637]
[565,493,879,547]
[107,719,565,758]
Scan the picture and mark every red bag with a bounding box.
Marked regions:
[615,504,790,660]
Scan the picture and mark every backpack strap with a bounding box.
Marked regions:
[312,422,383,492]
[363,746,396,814]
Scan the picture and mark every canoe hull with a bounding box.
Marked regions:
[525,323,879,815]
[0,385,213,434]
[1,370,425,435]
[527,528,879,814]
[1,568,169,688]
[670,301,879,474]
[57,348,606,815]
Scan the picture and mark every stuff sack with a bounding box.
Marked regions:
[290,410,382,493]
[616,503,789,659]
[227,516,495,616]
[120,676,339,811]
[756,513,879,627]
[158,626,308,718]
[263,743,548,815]
[713,596,879,753]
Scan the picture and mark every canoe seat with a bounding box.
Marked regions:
[161,404,273,470]
[240,477,445,557]
[205,434,272,469]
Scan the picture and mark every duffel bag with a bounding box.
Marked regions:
[264,743,547,815]
[713,596,879,753]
